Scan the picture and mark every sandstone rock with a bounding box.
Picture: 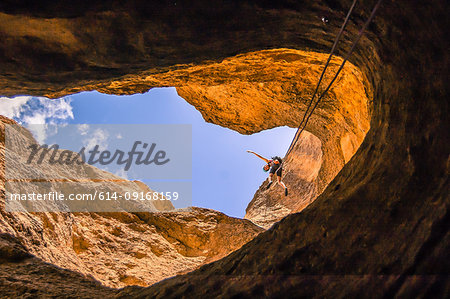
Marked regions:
[245,131,323,228]
[1,1,372,229]
[0,234,115,298]
[0,0,448,297]
[0,116,263,289]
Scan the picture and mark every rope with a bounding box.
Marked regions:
[287,0,358,157]
[281,0,383,170]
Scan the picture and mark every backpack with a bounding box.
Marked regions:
[272,156,282,164]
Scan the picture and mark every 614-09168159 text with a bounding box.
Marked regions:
[8,191,179,202]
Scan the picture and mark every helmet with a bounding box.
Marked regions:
[263,164,270,172]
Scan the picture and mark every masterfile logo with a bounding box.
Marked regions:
[26,140,170,171]
[4,124,192,212]
[5,124,192,180]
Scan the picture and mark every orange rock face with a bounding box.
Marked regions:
[46,48,371,228]
[0,0,448,297]
[0,116,263,288]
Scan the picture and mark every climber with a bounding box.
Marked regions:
[246,150,288,196]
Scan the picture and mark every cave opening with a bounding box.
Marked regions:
[1,88,299,218]
[1,52,369,224]
[1,47,372,230]
[1,38,374,291]
[0,0,447,296]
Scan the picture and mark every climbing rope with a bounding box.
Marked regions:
[287,0,358,157]
[282,0,383,169]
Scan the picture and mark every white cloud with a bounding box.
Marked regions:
[116,133,123,139]
[77,124,90,136]
[0,96,74,143]
[113,168,129,180]
[0,96,32,118]
[78,125,110,152]
[83,128,109,151]
[28,124,48,145]
[0,96,74,124]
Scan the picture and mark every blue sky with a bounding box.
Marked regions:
[0,88,295,218]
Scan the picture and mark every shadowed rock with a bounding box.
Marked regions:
[0,0,448,297]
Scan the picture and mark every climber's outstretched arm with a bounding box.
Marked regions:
[246,150,270,163]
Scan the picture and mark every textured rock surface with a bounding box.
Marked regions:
[0,116,263,289]
[0,233,116,298]
[0,0,448,298]
[119,1,449,297]
[0,1,371,229]
[245,131,323,228]
[77,48,369,228]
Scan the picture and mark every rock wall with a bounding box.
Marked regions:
[0,116,263,289]
[0,1,372,229]
[0,0,448,298]
[80,47,369,228]
[120,1,449,297]
[245,131,323,228]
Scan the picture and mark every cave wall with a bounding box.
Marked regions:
[1,0,373,229]
[0,0,448,298]
[0,116,263,288]
[85,47,370,227]
[0,1,371,97]
[122,0,450,297]
[245,130,324,228]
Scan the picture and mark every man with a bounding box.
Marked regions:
[247,150,288,196]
